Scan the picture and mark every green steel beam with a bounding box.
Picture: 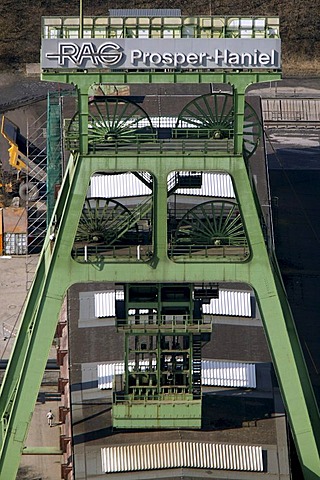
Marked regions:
[42,71,281,88]
[47,92,62,225]
[112,400,202,429]
[0,151,319,478]
[233,86,245,155]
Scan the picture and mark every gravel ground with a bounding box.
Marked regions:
[0,71,73,114]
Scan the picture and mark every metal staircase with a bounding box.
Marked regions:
[111,196,152,241]
[192,335,202,399]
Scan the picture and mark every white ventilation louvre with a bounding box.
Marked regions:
[202,290,251,317]
[95,289,251,319]
[98,360,256,389]
[202,360,256,387]
[90,172,235,199]
[168,172,235,198]
[94,291,124,318]
[101,441,264,473]
[90,173,152,198]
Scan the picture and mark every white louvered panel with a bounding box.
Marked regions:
[120,446,126,471]
[197,441,204,468]
[114,447,119,472]
[126,446,131,471]
[98,359,256,389]
[124,446,129,471]
[95,291,115,318]
[90,173,152,198]
[202,290,251,317]
[94,290,124,318]
[98,360,156,389]
[189,443,195,468]
[101,442,263,472]
[101,447,106,473]
[142,445,148,470]
[218,443,225,469]
[150,443,155,469]
[247,445,254,470]
[234,445,244,470]
[209,443,215,467]
[97,362,125,389]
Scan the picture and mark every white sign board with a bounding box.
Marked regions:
[42,38,281,70]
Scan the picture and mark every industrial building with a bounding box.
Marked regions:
[0,9,319,480]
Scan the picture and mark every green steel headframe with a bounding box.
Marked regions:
[0,21,319,479]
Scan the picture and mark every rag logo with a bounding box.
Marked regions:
[46,42,123,67]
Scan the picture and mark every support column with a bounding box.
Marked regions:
[233,84,246,155]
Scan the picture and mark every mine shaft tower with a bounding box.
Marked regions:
[0,10,319,480]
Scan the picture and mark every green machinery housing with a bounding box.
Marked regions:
[113,282,214,428]
[0,11,319,480]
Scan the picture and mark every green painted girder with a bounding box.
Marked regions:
[42,71,281,87]
[117,325,212,334]
[112,400,202,429]
[0,150,319,479]
[46,92,62,226]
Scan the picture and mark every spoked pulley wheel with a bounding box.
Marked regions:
[75,197,138,246]
[174,200,246,247]
[67,97,154,149]
[176,93,261,159]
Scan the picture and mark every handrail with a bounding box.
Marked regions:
[117,314,212,327]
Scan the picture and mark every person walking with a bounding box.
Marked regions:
[46,409,54,427]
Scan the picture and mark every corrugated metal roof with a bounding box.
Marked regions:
[95,291,124,318]
[101,441,264,472]
[109,9,182,17]
[202,290,251,317]
[97,359,256,389]
[90,173,152,199]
